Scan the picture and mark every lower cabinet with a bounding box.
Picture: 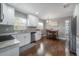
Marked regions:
[0,47,19,56]
[0,45,19,56]
[15,33,31,47]
[35,31,42,41]
[13,32,41,47]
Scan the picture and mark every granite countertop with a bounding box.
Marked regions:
[0,28,40,36]
[0,32,18,36]
[0,39,20,49]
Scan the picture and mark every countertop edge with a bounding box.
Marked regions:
[0,39,20,49]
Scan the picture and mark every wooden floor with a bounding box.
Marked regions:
[20,37,66,56]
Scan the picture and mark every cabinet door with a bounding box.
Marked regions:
[16,34,23,47]
[24,33,31,44]
[21,33,31,46]
[0,47,19,56]
[7,5,15,25]
[0,4,8,25]
[16,33,31,47]
[27,15,39,27]
[0,4,15,25]
[35,31,42,41]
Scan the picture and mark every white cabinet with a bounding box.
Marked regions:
[0,47,19,56]
[0,4,15,25]
[7,5,15,25]
[14,16,27,30]
[0,39,20,56]
[0,4,8,25]
[27,15,39,27]
[15,33,31,47]
[35,31,42,41]
[37,22,44,30]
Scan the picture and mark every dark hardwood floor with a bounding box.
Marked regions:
[20,37,66,56]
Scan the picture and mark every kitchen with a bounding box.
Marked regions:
[0,3,43,56]
[0,3,78,56]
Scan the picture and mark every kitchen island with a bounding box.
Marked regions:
[0,39,20,56]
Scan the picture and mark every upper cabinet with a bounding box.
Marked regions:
[0,4,15,25]
[14,16,27,30]
[37,22,44,30]
[27,15,39,27]
[7,5,15,25]
[14,11,27,30]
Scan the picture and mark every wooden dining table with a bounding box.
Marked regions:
[46,30,58,39]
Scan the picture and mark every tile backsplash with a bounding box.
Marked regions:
[0,24,14,34]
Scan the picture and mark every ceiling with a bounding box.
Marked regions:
[8,3,75,20]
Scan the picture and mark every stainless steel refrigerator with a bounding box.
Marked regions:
[69,16,77,55]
